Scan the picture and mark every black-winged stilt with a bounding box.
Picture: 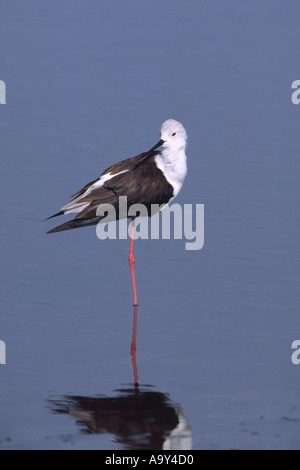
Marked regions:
[46,119,187,306]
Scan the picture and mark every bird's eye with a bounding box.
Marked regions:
[172,132,176,136]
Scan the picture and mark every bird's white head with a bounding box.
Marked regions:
[160,119,187,151]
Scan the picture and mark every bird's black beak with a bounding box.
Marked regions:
[141,139,165,162]
[149,139,165,152]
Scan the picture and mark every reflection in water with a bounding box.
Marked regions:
[49,386,192,450]
[48,306,192,449]
[131,305,139,385]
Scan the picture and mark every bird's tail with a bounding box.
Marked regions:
[47,217,102,234]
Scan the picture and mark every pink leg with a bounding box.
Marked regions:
[129,218,138,306]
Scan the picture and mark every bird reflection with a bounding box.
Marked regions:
[48,306,192,450]
[49,386,191,449]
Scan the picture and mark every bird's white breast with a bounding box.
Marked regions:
[154,149,187,197]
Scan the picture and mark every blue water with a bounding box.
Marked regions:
[0,1,300,450]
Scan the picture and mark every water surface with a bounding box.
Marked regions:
[0,1,299,450]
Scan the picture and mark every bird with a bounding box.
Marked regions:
[46,119,187,305]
